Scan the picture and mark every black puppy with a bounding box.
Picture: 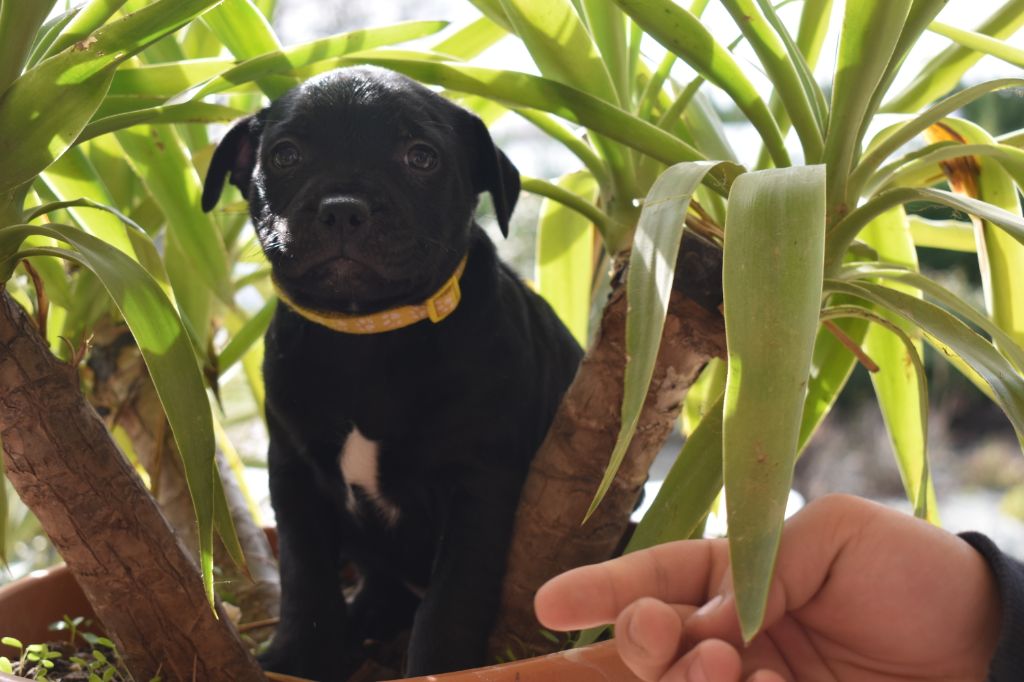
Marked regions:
[202,66,582,679]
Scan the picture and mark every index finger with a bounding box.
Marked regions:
[534,536,730,631]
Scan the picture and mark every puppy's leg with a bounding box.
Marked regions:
[260,418,357,680]
[406,470,524,675]
[348,566,421,644]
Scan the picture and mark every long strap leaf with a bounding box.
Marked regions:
[723,165,825,642]
[720,0,823,163]
[883,0,1024,113]
[827,186,1024,269]
[851,78,1024,195]
[855,205,936,522]
[0,0,225,194]
[535,172,597,347]
[823,0,911,219]
[1,224,218,603]
[826,279,1024,439]
[612,0,790,168]
[585,161,738,521]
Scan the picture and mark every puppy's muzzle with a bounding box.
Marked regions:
[318,195,370,230]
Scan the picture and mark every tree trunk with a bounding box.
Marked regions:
[87,327,280,641]
[488,232,726,659]
[0,291,266,682]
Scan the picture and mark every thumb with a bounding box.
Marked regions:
[683,494,873,647]
[682,579,787,648]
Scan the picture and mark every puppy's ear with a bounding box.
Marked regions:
[466,114,520,237]
[201,114,262,212]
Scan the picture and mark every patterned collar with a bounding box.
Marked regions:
[273,255,468,334]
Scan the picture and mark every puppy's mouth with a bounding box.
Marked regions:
[297,252,376,280]
[275,249,423,314]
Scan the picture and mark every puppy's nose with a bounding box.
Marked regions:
[317,196,370,229]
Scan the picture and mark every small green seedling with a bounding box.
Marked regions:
[0,637,61,680]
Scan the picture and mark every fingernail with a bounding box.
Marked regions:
[626,609,649,655]
[694,594,723,617]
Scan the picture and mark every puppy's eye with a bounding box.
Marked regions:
[405,143,439,171]
[271,142,301,169]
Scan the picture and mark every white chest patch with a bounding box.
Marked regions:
[338,427,400,526]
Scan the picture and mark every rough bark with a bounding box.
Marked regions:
[87,328,280,640]
[488,232,726,659]
[0,291,266,682]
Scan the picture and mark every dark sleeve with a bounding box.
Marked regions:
[959,531,1024,682]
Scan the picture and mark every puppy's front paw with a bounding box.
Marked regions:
[258,637,360,682]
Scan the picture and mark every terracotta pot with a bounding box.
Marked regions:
[400,641,640,681]
[0,564,98,682]
[0,555,641,682]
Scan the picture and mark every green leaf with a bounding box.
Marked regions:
[25,7,79,70]
[0,64,116,195]
[0,0,57,93]
[39,147,142,263]
[723,165,825,642]
[612,0,790,168]
[720,0,823,163]
[829,186,1024,272]
[224,307,266,417]
[493,0,636,202]
[869,141,1024,195]
[681,92,739,165]
[339,56,736,205]
[432,15,507,60]
[521,176,617,240]
[497,0,618,104]
[587,161,738,520]
[907,215,975,252]
[40,0,129,62]
[851,78,1024,195]
[204,0,281,57]
[631,393,724,552]
[177,21,449,101]
[0,223,218,604]
[928,20,1024,69]
[856,205,936,522]
[203,0,296,99]
[109,58,234,98]
[79,102,246,144]
[218,297,276,375]
[841,264,1024,374]
[753,0,832,171]
[579,0,631,106]
[0,0,226,194]
[514,109,610,189]
[212,465,248,576]
[36,154,170,314]
[823,0,912,218]
[774,0,831,131]
[884,0,1024,113]
[1000,128,1024,149]
[826,278,1024,439]
[115,126,232,307]
[935,119,1024,350]
[536,172,596,346]
[682,356,726,436]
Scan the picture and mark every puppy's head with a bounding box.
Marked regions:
[202,66,520,314]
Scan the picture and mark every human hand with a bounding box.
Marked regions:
[535,494,1001,682]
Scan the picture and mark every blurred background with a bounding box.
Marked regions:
[4,0,1024,583]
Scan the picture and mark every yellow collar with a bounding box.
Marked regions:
[273,256,468,334]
